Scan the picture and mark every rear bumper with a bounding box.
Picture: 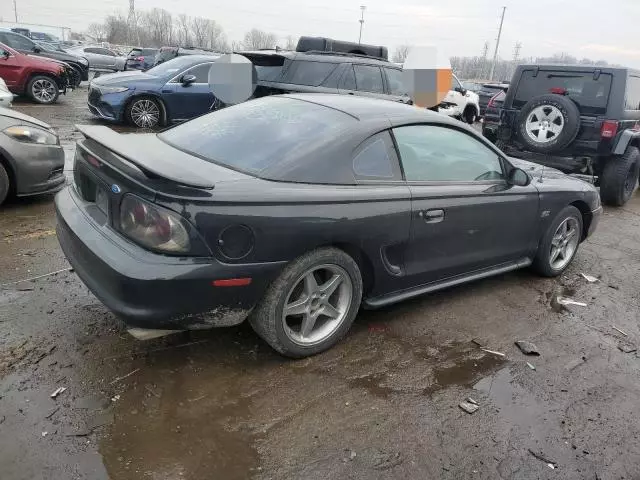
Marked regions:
[55,186,286,330]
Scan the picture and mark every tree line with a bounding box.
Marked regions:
[393,46,619,82]
[86,8,293,51]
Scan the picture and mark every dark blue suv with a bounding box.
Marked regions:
[88,55,219,128]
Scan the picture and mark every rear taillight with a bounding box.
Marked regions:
[601,120,619,139]
[119,195,191,253]
[135,56,144,61]
[549,87,567,95]
[487,92,500,108]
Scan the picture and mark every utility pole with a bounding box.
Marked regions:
[480,41,489,79]
[358,5,366,44]
[127,0,139,45]
[510,41,522,81]
[489,6,506,81]
[13,0,18,22]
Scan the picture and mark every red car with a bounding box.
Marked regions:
[0,42,69,104]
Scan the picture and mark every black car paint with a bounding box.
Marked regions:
[55,95,600,331]
[497,65,640,174]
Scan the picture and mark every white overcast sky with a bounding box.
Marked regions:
[3,0,640,67]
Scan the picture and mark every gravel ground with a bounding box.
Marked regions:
[1,88,640,480]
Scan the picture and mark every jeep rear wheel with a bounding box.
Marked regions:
[600,146,640,206]
[517,94,580,154]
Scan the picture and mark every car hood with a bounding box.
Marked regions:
[35,50,82,64]
[0,106,51,129]
[26,54,68,69]
[93,71,158,86]
[509,157,565,178]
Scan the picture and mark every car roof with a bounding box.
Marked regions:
[281,93,456,124]
[240,50,393,66]
[517,64,639,75]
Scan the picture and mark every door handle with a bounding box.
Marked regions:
[419,209,445,223]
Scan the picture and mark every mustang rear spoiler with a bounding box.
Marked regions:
[75,125,215,189]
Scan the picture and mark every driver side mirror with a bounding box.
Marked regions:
[508,167,530,187]
[0,50,9,60]
[181,74,196,86]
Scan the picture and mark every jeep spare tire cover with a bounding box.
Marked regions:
[517,94,580,154]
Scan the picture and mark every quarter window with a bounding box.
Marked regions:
[393,125,504,182]
[340,65,357,90]
[625,75,640,111]
[352,132,398,180]
[384,67,405,95]
[354,65,384,93]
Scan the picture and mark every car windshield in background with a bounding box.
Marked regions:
[283,60,338,86]
[158,97,355,177]
[145,56,202,77]
[513,70,613,115]
[242,54,290,82]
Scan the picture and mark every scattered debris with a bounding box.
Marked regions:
[480,348,506,357]
[108,368,140,385]
[556,297,587,307]
[111,395,120,402]
[16,286,34,291]
[188,394,207,403]
[515,341,540,356]
[41,431,48,437]
[471,338,485,347]
[46,309,54,315]
[34,345,56,364]
[349,450,357,460]
[0,267,73,288]
[618,342,637,354]
[548,463,556,470]
[50,387,66,399]
[608,284,619,290]
[565,357,586,371]
[612,326,628,337]
[44,406,60,419]
[527,362,536,371]
[466,397,479,406]
[459,400,480,414]
[373,452,403,470]
[528,448,557,467]
[580,273,599,283]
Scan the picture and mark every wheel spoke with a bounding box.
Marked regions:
[319,273,343,297]
[550,246,561,263]
[284,296,308,316]
[300,312,318,337]
[321,303,341,319]
[303,273,319,296]
[565,227,577,240]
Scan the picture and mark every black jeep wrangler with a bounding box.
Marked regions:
[496,64,640,206]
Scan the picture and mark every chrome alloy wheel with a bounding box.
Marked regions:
[525,105,564,143]
[282,264,353,346]
[550,217,580,270]
[32,79,57,103]
[130,99,160,128]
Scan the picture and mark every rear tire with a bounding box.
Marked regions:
[250,247,363,358]
[600,146,640,206]
[27,75,59,105]
[0,163,10,206]
[533,205,583,277]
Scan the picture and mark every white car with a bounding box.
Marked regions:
[437,74,480,124]
[0,77,13,108]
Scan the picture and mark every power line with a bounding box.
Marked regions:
[489,6,506,81]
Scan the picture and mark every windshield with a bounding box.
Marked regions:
[514,70,612,115]
[145,56,204,77]
[158,96,355,177]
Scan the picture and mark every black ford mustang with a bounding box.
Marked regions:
[55,94,602,357]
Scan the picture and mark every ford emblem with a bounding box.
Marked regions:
[111,184,121,194]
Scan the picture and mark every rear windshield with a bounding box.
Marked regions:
[158,97,355,177]
[129,48,142,56]
[155,48,177,63]
[514,70,612,115]
[141,48,157,56]
[243,54,290,81]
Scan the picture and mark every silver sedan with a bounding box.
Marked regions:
[65,45,126,72]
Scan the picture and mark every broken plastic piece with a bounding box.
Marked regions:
[459,401,479,414]
[50,387,66,399]
[557,297,587,307]
[527,362,536,371]
[612,326,628,336]
[580,273,599,283]
[515,340,540,356]
[480,348,506,357]
[466,397,479,406]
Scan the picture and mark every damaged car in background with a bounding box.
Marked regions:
[55,94,601,357]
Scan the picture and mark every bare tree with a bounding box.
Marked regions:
[87,22,107,42]
[242,28,277,50]
[140,8,173,47]
[392,45,410,63]
[283,35,297,50]
[104,15,128,45]
[176,14,192,46]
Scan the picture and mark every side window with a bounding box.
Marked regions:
[5,32,34,51]
[185,63,213,83]
[339,65,356,90]
[384,68,405,95]
[84,47,100,54]
[625,76,640,111]
[352,131,400,180]
[285,60,338,86]
[354,65,384,93]
[393,125,504,182]
[98,48,116,56]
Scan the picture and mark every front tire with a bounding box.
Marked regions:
[250,247,363,358]
[0,163,10,206]
[126,96,163,128]
[27,75,59,104]
[533,205,583,277]
[599,146,640,206]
